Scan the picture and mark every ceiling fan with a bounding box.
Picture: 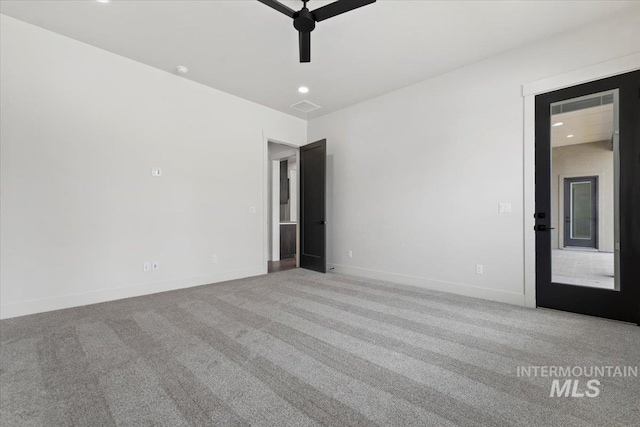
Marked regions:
[257,0,377,63]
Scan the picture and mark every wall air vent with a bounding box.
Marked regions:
[290,100,321,113]
[551,93,614,115]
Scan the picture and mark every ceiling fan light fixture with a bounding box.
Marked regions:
[257,0,377,63]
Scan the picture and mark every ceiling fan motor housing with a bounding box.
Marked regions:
[294,8,316,32]
[258,0,377,62]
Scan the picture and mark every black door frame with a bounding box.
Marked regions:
[563,176,598,249]
[535,70,640,324]
[534,70,640,324]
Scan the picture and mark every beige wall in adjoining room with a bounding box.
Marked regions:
[551,141,614,252]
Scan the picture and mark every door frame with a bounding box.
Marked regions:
[563,176,598,249]
[533,71,639,322]
[262,136,301,274]
[522,53,640,309]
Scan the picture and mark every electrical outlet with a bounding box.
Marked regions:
[348,250,353,258]
[476,264,484,275]
[151,168,162,177]
[212,255,218,263]
[249,206,256,214]
[143,262,151,272]
[152,261,159,271]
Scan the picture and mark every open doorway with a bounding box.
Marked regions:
[267,141,299,273]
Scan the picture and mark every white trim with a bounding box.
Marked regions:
[522,53,640,96]
[521,54,639,308]
[262,132,269,274]
[0,267,263,320]
[329,263,525,306]
[523,95,536,308]
[271,160,281,261]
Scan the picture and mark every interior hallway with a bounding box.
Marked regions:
[268,258,297,273]
[552,249,615,289]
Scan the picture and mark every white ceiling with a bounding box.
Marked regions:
[552,104,614,148]
[1,0,637,119]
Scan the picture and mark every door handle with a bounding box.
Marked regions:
[316,220,326,225]
[535,225,555,231]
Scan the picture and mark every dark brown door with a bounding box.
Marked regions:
[300,139,326,273]
[535,70,640,324]
[280,224,296,260]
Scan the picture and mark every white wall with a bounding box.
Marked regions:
[308,10,640,305]
[2,10,639,317]
[0,15,306,318]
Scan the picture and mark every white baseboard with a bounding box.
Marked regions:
[1,264,525,319]
[328,263,525,306]
[0,267,264,320]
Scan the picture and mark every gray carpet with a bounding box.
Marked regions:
[1,269,639,426]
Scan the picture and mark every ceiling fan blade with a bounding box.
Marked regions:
[312,0,376,22]
[257,0,296,18]
[299,32,311,63]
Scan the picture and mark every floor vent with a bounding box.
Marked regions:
[290,100,321,113]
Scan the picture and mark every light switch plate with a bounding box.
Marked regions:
[152,168,162,177]
[152,261,159,271]
[498,202,512,213]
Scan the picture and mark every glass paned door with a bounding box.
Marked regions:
[535,70,640,323]
[564,177,598,248]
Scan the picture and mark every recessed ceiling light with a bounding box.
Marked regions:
[298,86,309,94]
[552,122,564,127]
[96,0,110,3]
[567,134,574,138]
